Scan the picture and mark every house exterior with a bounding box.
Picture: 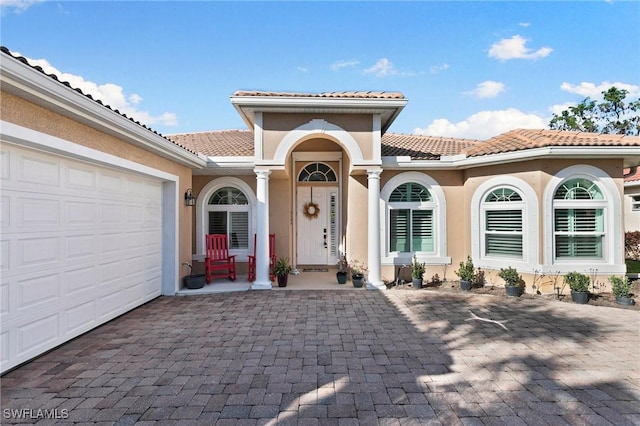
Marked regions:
[1,46,639,372]
[624,167,640,232]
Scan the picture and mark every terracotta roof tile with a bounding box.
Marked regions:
[233,90,405,99]
[465,129,640,157]
[625,167,640,183]
[167,130,254,156]
[382,133,480,159]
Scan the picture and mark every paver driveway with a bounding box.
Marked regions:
[2,290,639,425]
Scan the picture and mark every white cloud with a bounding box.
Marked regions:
[364,58,396,77]
[296,66,308,73]
[413,108,547,140]
[560,81,640,98]
[488,35,552,61]
[330,60,359,71]
[549,102,577,115]
[464,81,506,99]
[0,0,44,13]
[430,63,450,74]
[21,55,178,127]
[519,22,531,28]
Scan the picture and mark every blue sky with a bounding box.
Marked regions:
[1,0,639,140]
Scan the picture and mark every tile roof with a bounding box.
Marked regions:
[0,46,199,156]
[625,167,640,183]
[233,90,405,99]
[167,130,254,157]
[381,133,480,159]
[465,128,640,157]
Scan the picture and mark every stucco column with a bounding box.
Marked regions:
[252,169,272,290]
[366,169,384,290]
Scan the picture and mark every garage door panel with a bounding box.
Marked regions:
[65,300,96,335]
[17,236,60,268]
[17,313,59,357]
[1,143,167,373]
[18,273,60,312]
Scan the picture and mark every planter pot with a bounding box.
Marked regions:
[412,278,423,289]
[505,285,522,297]
[336,271,348,284]
[459,280,472,291]
[615,296,635,305]
[571,290,589,304]
[184,274,206,289]
[277,274,288,287]
[352,274,365,288]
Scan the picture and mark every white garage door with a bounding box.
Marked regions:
[1,144,163,372]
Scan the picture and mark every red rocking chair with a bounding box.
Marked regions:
[205,234,237,283]
[247,233,276,282]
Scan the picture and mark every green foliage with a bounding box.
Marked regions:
[609,276,632,298]
[549,86,640,135]
[455,256,475,282]
[273,257,292,276]
[411,255,426,279]
[627,259,640,274]
[564,271,590,293]
[498,267,522,287]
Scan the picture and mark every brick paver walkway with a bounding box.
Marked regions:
[1,290,639,425]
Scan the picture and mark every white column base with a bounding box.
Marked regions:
[251,280,272,290]
[366,281,386,290]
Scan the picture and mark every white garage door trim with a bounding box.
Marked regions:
[1,121,179,373]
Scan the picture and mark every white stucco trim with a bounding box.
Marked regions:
[1,120,180,296]
[380,172,450,265]
[542,164,624,275]
[272,119,363,166]
[470,176,540,273]
[195,177,257,260]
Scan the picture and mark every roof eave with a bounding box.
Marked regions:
[230,95,407,133]
[1,52,206,169]
[382,146,640,170]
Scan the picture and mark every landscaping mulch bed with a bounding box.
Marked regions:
[386,279,640,310]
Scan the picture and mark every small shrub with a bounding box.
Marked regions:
[455,256,475,282]
[609,276,632,298]
[564,271,590,293]
[498,267,522,287]
[411,255,426,279]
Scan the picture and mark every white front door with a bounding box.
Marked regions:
[296,187,338,265]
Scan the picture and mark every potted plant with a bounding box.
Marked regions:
[564,271,590,304]
[498,266,524,297]
[336,254,348,284]
[182,262,205,289]
[349,259,367,288]
[273,257,292,287]
[455,256,475,291]
[609,275,635,305]
[411,255,426,289]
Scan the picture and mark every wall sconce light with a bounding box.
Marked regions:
[185,188,196,206]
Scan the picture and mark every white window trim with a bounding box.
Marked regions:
[543,165,623,274]
[471,177,539,272]
[632,194,640,211]
[380,172,449,265]
[195,177,257,261]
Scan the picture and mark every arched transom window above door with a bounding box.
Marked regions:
[298,163,337,182]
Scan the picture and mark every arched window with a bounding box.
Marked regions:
[207,186,250,250]
[553,178,605,259]
[471,177,538,271]
[482,187,524,259]
[388,182,434,253]
[298,163,337,182]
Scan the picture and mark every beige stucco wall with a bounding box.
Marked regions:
[262,113,374,161]
[1,91,195,281]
